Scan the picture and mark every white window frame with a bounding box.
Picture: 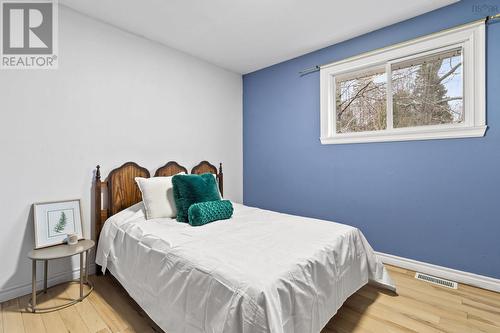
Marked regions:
[320,21,486,145]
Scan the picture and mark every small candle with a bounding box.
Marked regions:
[67,233,78,245]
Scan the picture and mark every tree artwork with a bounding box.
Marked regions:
[54,211,67,233]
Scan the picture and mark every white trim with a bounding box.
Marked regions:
[376,252,500,293]
[321,20,484,71]
[0,264,96,303]
[385,62,393,131]
[320,21,486,145]
[321,125,487,144]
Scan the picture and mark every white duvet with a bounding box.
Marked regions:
[96,202,395,333]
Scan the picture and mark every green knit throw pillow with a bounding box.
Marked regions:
[172,173,221,222]
[188,200,233,226]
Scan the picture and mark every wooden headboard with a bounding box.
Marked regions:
[94,161,223,242]
[192,160,223,198]
[155,161,188,177]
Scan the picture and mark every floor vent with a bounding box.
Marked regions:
[415,272,458,289]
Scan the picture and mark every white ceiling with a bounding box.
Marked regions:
[60,0,457,74]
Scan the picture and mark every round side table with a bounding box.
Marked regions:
[27,239,95,312]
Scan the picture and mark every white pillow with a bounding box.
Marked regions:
[135,175,180,219]
[211,173,223,198]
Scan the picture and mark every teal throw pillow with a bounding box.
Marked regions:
[172,173,221,222]
[188,200,233,226]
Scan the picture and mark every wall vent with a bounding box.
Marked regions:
[415,272,458,289]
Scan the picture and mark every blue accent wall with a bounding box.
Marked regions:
[243,0,500,279]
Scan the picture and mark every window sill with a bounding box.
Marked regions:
[320,125,487,145]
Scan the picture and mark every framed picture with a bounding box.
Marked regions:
[33,199,83,249]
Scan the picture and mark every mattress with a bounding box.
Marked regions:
[95,202,395,333]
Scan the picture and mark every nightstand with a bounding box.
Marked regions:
[27,239,95,312]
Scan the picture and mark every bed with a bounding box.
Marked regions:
[93,161,395,333]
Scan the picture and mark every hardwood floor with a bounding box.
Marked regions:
[1,265,499,333]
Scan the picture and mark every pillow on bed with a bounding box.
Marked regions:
[135,176,181,219]
[172,173,221,222]
[211,173,223,198]
[188,200,233,226]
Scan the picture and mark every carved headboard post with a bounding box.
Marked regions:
[94,165,103,275]
[95,165,102,241]
[218,163,224,197]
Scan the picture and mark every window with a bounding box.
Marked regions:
[320,21,486,144]
[336,67,387,133]
[392,48,463,128]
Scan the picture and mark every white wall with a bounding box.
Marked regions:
[0,6,242,301]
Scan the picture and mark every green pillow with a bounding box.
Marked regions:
[172,173,221,222]
[188,200,233,226]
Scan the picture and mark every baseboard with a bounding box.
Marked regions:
[376,251,500,293]
[0,264,96,303]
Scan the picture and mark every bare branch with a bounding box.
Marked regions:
[438,96,463,103]
[337,81,373,120]
[437,62,462,83]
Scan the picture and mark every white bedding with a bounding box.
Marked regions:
[96,202,395,333]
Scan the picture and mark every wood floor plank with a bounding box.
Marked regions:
[18,294,46,333]
[343,294,446,333]
[381,268,500,312]
[361,284,468,322]
[2,298,25,333]
[94,277,154,333]
[389,273,463,304]
[96,329,111,333]
[47,286,91,333]
[0,302,3,333]
[87,290,126,333]
[386,284,499,332]
[35,290,68,333]
[64,283,110,333]
[385,265,410,275]
[460,291,500,328]
[437,317,484,333]
[74,299,110,333]
[436,284,500,308]
[326,314,375,333]
[356,287,443,324]
[466,316,500,333]
[459,283,500,302]
[1,264,500,333]
[387,269,464,301]
[334,306,415,333]
[463,297,500,316]
[465,309,500,327]
[86,277,128,333]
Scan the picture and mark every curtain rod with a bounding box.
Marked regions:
[299,13,500,76]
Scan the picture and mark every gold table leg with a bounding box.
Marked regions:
[44,260,48,293]
[79,252,83,299]
[31,260,36,313]
[85,250,89,283]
